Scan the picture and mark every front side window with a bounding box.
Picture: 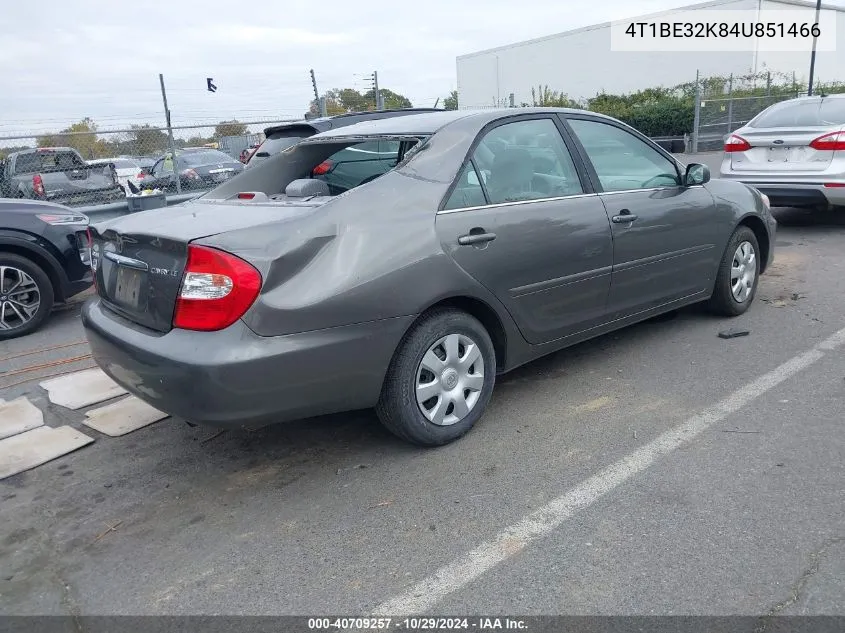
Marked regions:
[568,119,680,192]
[470,118,583,205]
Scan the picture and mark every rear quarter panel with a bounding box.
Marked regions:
[200,170,517,339]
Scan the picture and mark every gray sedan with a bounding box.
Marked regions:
[720,94,845,209]
[82,108,776,447]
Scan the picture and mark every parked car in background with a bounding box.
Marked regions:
[0,199,92,339]
[720,94,845,209]
[245,108,445,169]
[138,148,244,191]
[0,148,125,207]
[240,144,260,163]
[82,109,776,447]
[88,157,144,195]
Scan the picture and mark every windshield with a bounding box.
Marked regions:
[750,98,845,128]
[179,150,233,166]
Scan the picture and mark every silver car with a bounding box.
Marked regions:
[719,94,845,209]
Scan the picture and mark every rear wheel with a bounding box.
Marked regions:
[376,309,496,447]
[0,253,55,340]
[707,226,759,317]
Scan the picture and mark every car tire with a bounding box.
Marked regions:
[376,308,496,447]
[707,225,760,317]
[0,253,55,340]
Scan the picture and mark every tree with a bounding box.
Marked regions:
[531,86,580,108]
[36,117,107,159]
[214,120,248,138]
[307,86,413,115]
[363,88,412,110]
[443,90,458,110]
[129,124,170,156]
[0,145,32,159]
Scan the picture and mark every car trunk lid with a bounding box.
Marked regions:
[730,127,841,172]
[90,199,320,332]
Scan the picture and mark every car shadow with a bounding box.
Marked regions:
[771,206,845,230]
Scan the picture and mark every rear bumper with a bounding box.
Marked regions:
[81,298,414,428]
[719,174,845,207]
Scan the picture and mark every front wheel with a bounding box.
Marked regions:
[0,253,55,340]
[707,226,760,317]
[376,309,496,447]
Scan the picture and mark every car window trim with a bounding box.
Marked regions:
[558,113,684,193]
[438,192,600,215]
[437,112,595,213]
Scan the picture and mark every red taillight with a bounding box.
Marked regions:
[137,171,147,179]
[824,182,845,188]
[32,173,45,197]
[172,245,261,332]
[237,192,255,199]
[181,168,200,179]
[724,135,751,153]
[809,131,845,151]
[312,159,333,175]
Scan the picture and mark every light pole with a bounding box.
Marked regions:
[807,0,822,96]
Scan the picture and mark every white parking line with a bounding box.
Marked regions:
[371,326,845,616]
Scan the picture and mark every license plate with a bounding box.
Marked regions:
[114,267,143,307]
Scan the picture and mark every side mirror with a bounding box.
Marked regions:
[684,163,710,186]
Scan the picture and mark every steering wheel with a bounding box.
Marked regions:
[641,173,678,188]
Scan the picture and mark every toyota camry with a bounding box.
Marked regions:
[82,109,776,446]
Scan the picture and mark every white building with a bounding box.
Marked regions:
[456,0,845,108]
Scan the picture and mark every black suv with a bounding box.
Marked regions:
[245,108,444,169]
[0,199,93,339]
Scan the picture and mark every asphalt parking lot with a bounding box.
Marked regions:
[1,153,844,619]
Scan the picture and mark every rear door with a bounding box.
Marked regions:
[563,116,720,318]
[436,115,614,345]
[729,98,845,173]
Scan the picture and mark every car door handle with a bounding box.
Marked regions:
[458,232,497,246]
[611,210,638,224]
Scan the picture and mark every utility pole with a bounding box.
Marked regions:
[158,73,181,194]
[373,71,381,110]
[807,0,822,95]
[319,96,327,118]
[310,69,319,103]
[692,69,701,154]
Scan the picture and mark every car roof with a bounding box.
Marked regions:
[307,107,609,139]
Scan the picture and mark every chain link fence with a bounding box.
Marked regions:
[0,119,296,212]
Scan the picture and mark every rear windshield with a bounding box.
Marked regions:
[14,151,86,174]
[179,150,232,166]
[253,133,312,157]
[204,136,426,201]
[750,98,845,128]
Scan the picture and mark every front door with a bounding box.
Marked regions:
[435,116,613,345]
[564,116,721,319]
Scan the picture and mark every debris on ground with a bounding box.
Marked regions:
[94,520,123,542]
[718,328,750,339]
[370,500,394,509]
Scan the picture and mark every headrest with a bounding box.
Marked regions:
[285,178,331,197]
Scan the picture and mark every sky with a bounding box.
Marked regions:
[1,0,843,140]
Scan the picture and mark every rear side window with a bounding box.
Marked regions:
[750,98,845,128]
[443,162,487,210]
[470,118,584,205]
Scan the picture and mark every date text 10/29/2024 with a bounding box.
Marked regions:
[307,617,528,631]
